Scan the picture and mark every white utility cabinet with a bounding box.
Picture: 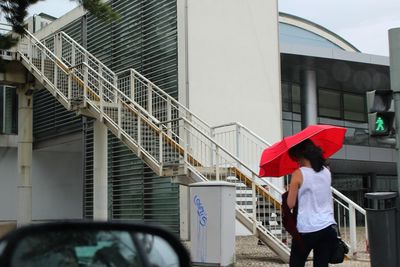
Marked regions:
[190,181,236,266]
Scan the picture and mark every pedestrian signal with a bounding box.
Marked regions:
[366,90,395,136]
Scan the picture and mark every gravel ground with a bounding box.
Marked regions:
[235,235,371,267]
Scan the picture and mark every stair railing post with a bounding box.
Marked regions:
[130,70,135,101]
[166,98,172,137]
[215,146,220,181]
[40,46,45,76]
[364,217,369,253]
[53,35,58,87]
[113,77,118,103]
[137,111,142,158]
[83,55,88,107]
[117,96,122,138]
[210,128,215,168]
[236,123,241,168]
[252,178,257,234]
[71,43,75,67]
[183,119,188,175]
[67,71,72,110]
[349,205,357,257]
[147,83,153,116]
[27,37,32,64]
[159,127,163,167]
[99,65,104,121]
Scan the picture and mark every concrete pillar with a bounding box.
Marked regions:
[93,120,108,220]
[16,87,33,226]
[301,69,318,128]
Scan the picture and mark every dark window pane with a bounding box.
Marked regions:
[318,89,341,118]
[292,84,301,113]
[0,86,17,134]
[344,93,365,122]
[281,82,291,112]
[282,120,293,137]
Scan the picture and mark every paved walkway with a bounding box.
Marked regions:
[235,236,370,267]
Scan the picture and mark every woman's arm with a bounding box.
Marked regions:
[287,169,303,209]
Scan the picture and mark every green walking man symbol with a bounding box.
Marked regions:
[376,116,385,132]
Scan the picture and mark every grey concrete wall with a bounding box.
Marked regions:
[32,150,83,220]
[0,146,83,221]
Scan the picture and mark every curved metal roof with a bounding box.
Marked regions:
[278,12,360,52]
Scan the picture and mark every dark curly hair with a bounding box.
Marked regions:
[288,139,326,172]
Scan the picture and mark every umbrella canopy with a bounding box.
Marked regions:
[259,124,346,177]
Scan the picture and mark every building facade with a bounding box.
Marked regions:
[279,13,394,206]
[0,1,395,235]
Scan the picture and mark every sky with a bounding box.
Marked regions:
[27,0,400,56]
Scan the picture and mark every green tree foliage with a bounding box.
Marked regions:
[0,0,119,50]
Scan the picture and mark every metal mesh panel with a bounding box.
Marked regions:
[33,18,84,141]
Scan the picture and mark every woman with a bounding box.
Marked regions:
[287,139,337,267]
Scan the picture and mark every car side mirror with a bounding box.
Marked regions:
[0,221,191,267]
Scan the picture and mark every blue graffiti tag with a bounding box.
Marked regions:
[194,195,207,227]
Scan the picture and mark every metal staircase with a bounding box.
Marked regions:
[14,29,368,262]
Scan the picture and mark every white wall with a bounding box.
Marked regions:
[0,144,83,221]
[179,0,282,144]
[0,147,18,220]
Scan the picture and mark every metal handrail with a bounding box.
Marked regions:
[116,68,212,130]
[212,121,272,147]
[58,31,115,77]
[58,30,211,132]
[180,117,284,195]
[332,187,366,215]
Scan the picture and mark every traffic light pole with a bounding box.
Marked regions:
[389,27,400,267]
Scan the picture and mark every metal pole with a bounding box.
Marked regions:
[389,27,400,267]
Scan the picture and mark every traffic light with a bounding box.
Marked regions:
[366,90,395,136]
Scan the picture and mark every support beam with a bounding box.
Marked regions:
[93,120,108,220]
[301,69,318,128]
[16,87,33,227]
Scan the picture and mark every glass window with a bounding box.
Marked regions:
[281,82,291,112]
[282,120,293,137]
[343,93,366,122]
[292,84,301,113]
[318,89,341,118]
[281,82,301,113]
[0,86,17,134]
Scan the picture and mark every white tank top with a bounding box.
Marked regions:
[296,166,336,233]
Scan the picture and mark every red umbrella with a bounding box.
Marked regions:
[259,124,346,177]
